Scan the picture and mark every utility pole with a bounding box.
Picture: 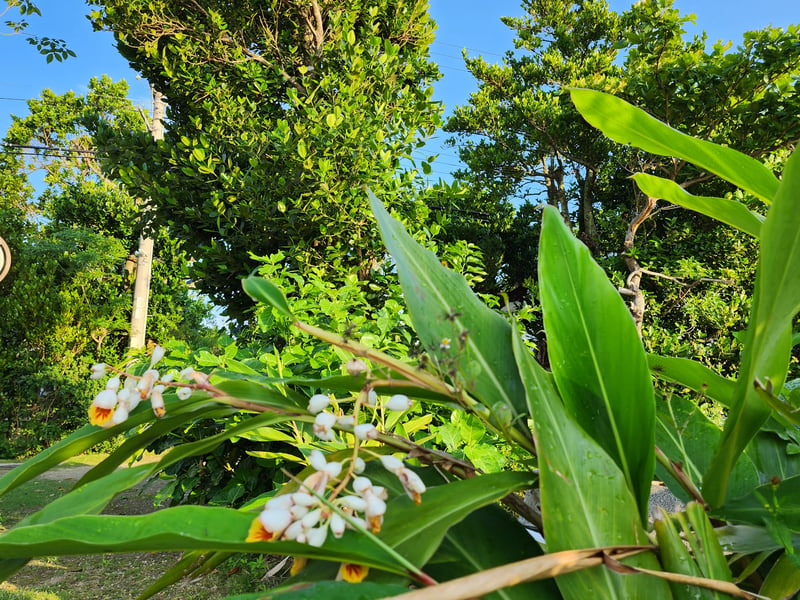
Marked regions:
[129,88,164,350]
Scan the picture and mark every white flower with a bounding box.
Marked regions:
[313,412,337,441]
[110,405,129,425]
[160,372,175,383]
[307,393,330,414]
[330,512,346,538]
[379,455,404,473]
[93,389,118,410]
[290,504,310,520]
[90,363,106,380]
[353,423,378,440]
[176,386,192,400]
[397,468,427,504]
[105,376,121,392]
[352,477,374,496]
[266,495,293,511]
[353,457,365,474]
[385,394,412,411]
[338,495,367,512]
[308,449,328,472]
[301,508,322,529]
[292,492,317,507]
[259,507,293,536]
[150,345,166,367]
[283,520,305,542]
[151,387,165,418]
[179,366,195,380]
[306,526,328,547]
[345,358,368,376]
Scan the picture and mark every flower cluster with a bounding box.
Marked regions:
[88,346,196,427]
[246,449,427,546]
[307,391,413,444]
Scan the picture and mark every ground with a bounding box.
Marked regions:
[0,457,285,600]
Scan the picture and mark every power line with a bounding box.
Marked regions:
[432,40,507,59]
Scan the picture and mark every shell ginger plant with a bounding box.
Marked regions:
[1,89,800,599]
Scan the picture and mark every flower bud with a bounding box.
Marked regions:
[306,526,328,547]
[176,386,192,400]
[307,393,330,414]
[379,455,405,473]
[353,423,378,440]
[90,363,106,380]
[345,358,368,376]
[150,345,166,367]
[93,389,118,410]
[366,390,378,407]
[105,376,121,392]
[151,388,165,418]
[385,394,412,412]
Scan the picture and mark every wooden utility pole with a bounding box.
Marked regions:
[129,88,165,350]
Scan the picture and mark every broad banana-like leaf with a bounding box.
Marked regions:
[569,88,779,204]
[632,173,763,238]
[512,332,670,599]
[704,148,800,507]
[539,205,655,521]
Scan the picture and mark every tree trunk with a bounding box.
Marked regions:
[622,196,657,337]
[129,88,165,350]
[577,168,598,253]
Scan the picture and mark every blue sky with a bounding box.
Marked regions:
[1,0,797,183]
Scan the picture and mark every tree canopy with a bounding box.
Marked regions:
[88,0,443,321]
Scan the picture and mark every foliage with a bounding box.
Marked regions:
[442,0,800,377]
[2,92,800,599]
[0,78,209,457]
[86,0,443,321]
[1,0,74,61]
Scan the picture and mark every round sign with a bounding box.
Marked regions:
[0,236,10,283]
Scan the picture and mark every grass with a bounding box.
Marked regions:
[0,458,278,599]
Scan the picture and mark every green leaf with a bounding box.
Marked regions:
[512,332,670,599]
[655,503,732,600]
[655,393,758,504]
[425,505,560,599]
[569,88,779,203]
[378,470,534,568]
[759,553,800,600]
[0,392,215,496]
[243,276,294,318]
[705,148,800,507]
[0,506,400,571]
[538,205,655,521]
[633,173,763,238]
[325,113,336,128]
[648,354,735,408]
[225,581,411,599]
[368,189,528,434]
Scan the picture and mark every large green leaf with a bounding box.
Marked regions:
[0,392,214,496]
[647,354,735,408]
[378,470,534,568]
[0,506,400,571]
[425,505,560,599]
[655,503,732,600]
[655,392,758,503]
[225,581,411,600]
[569,88,779,204]
[538,205,655,520]
[368,189,527,432]
[632,173,763,238]
[759,553,800,600]
[512,332,670,599]
[704,148,800,507]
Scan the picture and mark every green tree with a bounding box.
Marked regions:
[0,77,209,456]
[443,0,800,372]
[87,0,442,321]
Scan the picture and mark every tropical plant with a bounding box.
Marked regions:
[1,90,799,599]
